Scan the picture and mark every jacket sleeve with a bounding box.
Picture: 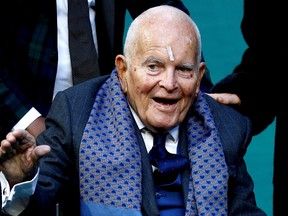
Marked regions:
[0,78,32,140]
[206,95,267,215]
[210,0,281,135]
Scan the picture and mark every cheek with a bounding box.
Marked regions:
[128,77,155,116]
[134,76,155,96]
[182,80,198,96]
[138,82,150,93]
[180,82,198,107]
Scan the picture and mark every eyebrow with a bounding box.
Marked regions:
[141,57,163,66]
[177,63,196,70]
[142,57,195,69]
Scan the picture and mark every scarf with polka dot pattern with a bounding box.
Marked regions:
[79,69,228,216]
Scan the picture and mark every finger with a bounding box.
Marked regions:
[9,130,36,151]
[0,130,36,162]
[207,93,226,103]
[0,139,16,162]
[219,94,241,105]
[0,139,14,153]
[13,129,35,144]
[3,132,17,145]
[32,145,51,160]
[1,130,28,148]
[207,93,241,105]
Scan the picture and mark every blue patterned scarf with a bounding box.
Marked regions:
[79,69,228,215]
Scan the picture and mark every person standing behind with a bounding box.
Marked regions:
[0,0,196,140]
[0,5,265,216]
[209,0,287,215]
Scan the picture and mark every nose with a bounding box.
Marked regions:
[159,67,178,91]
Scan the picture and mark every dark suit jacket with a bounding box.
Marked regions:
[210,0,285,135]
[15,75,266,216]
[210,1,287,215]
[0,0,193,140]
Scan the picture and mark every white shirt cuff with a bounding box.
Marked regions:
[1,169,39,215]
[12,108,41,131]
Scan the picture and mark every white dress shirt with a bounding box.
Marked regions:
[12,0,98,131]
[129,106,179,154]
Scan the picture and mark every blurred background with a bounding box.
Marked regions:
[125,1,274,215]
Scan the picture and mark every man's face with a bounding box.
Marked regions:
[117,27,205,132]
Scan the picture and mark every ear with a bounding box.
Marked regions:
[196,61,206,94]
[115,55,128,93]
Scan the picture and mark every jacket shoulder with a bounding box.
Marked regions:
[204,94,252,164]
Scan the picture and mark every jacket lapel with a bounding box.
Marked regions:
[134,122,159,216]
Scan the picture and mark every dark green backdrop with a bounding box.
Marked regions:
[125,1,274,215]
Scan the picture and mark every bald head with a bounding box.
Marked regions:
[124,5,202,65]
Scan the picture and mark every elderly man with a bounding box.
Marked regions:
[0,5,265,216]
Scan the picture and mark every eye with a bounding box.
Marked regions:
[147,62,164,74]
[176,66,195,78]
[148,64,159,71]
[142,57,164,74]
[178,66,192,73]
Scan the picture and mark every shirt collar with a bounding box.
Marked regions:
[128,103,179,142]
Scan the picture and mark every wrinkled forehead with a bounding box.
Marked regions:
[137,28,197,59]
[141,18,197,47]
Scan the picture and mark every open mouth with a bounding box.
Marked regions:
[153,97,179,105]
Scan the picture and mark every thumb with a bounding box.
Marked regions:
[33,145,51,160]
